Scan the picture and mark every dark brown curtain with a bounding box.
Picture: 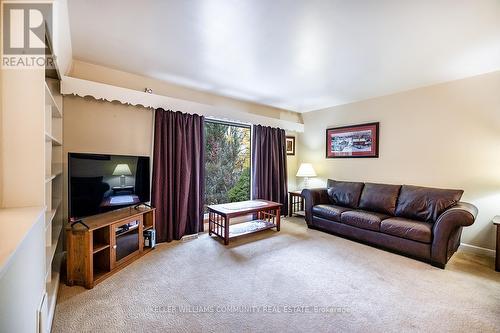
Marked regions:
[252,125,288,215]
[151,109,205,243]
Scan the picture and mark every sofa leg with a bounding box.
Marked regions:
[431,261,446,269]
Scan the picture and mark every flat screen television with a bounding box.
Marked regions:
[69,153,150,219]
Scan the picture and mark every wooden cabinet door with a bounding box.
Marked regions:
[110,216,143,269]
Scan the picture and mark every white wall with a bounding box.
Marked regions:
[0,68,45,207]
[298,71,500,250]
[53,0,73,75]
[64,96,153,157]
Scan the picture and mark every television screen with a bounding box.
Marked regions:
[69,153,150,219]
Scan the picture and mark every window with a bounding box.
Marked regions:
[204,119,251,210]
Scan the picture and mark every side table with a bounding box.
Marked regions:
[493,216,500,272]
[289,190,305,217]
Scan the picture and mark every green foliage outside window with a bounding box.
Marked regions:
[204,121,251,209]
[228,167,250,202]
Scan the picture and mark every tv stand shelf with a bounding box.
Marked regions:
[66,206,155,289]
[92,243,110,254]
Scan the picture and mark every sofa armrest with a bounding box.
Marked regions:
[301,188,330,225]
[431,202,477,266]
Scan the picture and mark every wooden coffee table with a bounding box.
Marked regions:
[207,200,281,245]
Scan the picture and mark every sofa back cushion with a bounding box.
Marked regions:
[359,183,401,215]
[395,185,463,222]
[326,179,364,208]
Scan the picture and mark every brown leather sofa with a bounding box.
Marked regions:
[301,180,477,268]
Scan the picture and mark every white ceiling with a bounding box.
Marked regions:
[67,0,500,113]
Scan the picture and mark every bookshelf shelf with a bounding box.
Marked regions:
[45,132,62,146]
[45,82,62,118]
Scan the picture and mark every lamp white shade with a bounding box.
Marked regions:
[296,163,317,177]
[113,163,132,176]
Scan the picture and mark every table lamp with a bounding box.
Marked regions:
[113,163,132,187]
[296,163,317,188]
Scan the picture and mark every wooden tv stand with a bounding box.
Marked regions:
[66,206,155,289]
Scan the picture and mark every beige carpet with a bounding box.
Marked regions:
[53,217,500,333]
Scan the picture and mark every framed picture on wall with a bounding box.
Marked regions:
[326,122,379,158]
[286,136,295,156]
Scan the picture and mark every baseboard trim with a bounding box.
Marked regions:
[459,243,495,258]
[181,233,199,242]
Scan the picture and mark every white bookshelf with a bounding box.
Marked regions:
[44,75,63,330]
[0,12,64,333]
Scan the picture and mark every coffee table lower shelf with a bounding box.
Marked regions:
[228,220,277,238]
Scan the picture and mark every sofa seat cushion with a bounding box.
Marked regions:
[312,204,352,222]
[340,210,390,232]
[380,217,433,243]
